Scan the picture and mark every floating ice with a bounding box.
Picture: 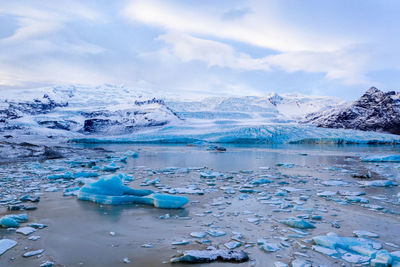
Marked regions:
[48,172,73,179]
[361,155,400,162]
[358,180,398,187]
[40,261,55,267]
[0,239,17,256]
[258,239,280,252]
[190,232,207,238]
[291,258,312,267]
[251,178,273,185]
[353,230,379,238]
[170,249,249,263]
[312,233,399,265]
[78,176,189,208]
[16,226,36,235]
[172,240,190,246]
[200,172,228,179]
[23,249,44,257]
[102,163,120,172]
[321,180,349,186]
[279,218,316,229]
[0,214,28,228]
[206,229,226,237]
[224,241,241,249]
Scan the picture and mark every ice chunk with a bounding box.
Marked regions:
[103,163,120,172]
[279,218,315,229]
[317,191,337,197]
[23,249,44,257]
[172,240,190,245]
[78,176,189,208]
[40,261,55,267]
[358,180,397,187]
[170,249,249,263]
[28,235,41,241]
[361,155,400,162]
[353,230,379,238]
[124,150,139,158]
[16,226,36,235]
[206,230,226,237]
[312,233,397,265]
[48,172,73,179]
[274,262,288,267]
[0,214,28,228]
[251,178,273,185]
[190,232,207,238]
[291,259,311,267]
[224,241,241,249]
[0,239,17,256]
[321,180,348,186]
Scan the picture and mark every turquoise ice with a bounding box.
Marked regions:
[77,176,189,208]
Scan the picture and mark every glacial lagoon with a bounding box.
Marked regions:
[0,143,399,266]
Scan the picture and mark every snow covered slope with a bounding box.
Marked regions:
[304,87,400,135]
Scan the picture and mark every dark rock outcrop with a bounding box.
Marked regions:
[304,87,400,135]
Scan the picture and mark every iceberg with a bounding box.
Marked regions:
[77,176,189,208]
[0,213,28,228]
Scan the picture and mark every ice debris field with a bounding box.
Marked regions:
[0,144,399,266]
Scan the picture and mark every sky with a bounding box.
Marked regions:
[1,0,400,99]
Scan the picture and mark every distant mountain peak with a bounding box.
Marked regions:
[304,87,400,135]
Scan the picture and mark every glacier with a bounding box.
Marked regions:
[1,84,400,146]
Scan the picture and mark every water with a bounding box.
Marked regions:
[0,144,399,266]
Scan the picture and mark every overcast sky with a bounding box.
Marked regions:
[1,0,400,99]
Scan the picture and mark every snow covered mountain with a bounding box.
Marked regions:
[166,93,343,122]
[2,84,400,145]
[0,85,181,137]
[304,87,400,135]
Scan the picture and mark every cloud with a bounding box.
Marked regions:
[124,0,355,53]
[158,32,372,85]
[158,32,271,72]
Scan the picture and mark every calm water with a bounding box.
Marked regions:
[1,143,399,266]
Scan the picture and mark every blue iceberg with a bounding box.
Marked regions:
[77,176,189,208]
[0,214,28,228]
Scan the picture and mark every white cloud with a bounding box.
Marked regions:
[157,31,371,85]
[124,0,357,53]
[158,32,271,71]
